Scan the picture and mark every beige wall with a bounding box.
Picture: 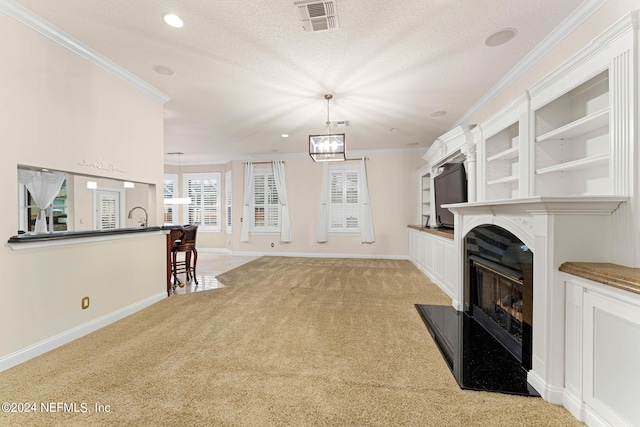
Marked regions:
[169,152,423,257]
[0,13,165,359]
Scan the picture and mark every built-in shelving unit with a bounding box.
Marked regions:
[421,170,431,227]
[485,122,520,200]
[534,70,610,196]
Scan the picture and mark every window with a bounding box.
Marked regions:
[95,189,121,230]
[183,173,221,231]
[251,169,280,233]
[164,174,178,225]
[225,170,232,233]
[329,167,360,232]
[19,180,68,232]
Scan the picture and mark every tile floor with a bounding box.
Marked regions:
[170,252,258,295]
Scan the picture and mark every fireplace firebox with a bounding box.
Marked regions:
[465,225,533,370]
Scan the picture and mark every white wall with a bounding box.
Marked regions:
[0,11,166,362]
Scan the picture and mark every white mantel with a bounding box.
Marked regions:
[442,195,627,403]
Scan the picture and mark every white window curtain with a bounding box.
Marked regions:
[316,162,330,243]
[272,160,291,242]
[240,161,254,242]
[18,169,66,233]
[359,158,375,243]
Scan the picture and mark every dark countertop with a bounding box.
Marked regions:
[559,262,640,296]
[407,225,454,240]
[8,226,165,243]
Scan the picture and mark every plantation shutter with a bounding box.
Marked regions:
[184,173,221,230]
[188,178,202,224]
[251,170,280,232]
[225,171,232,232]
[329,170,359,231]
[164,177,175,224]
[96,191,119,230]
[254,174,265,227]
[203,178,217,227]
[267,174,279,229]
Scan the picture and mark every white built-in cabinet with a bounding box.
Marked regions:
[533,70,610,196]
[564,273,640,427]
[412,10,640,427]
[419,168,431,227]
[475,93,529,201]
[473,14,634,202]
[408,227,458,306]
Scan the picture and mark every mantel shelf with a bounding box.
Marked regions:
[536,153,609,175]
[487,146,519,162]
[536,108,609,142]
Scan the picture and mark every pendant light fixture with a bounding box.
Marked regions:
[309,94,346,162]
[164,152,192,205]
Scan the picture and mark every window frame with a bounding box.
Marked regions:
[250,167,281,234]
[18,180,69,233]
[328,164,361,234]
[182,172,221,232]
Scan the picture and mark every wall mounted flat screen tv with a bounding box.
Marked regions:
[433,162,467,228]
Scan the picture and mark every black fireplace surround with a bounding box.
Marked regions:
[417,225,535,396]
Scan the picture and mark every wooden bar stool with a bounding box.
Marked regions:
[171,224,199,287]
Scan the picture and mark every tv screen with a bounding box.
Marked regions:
[433,162,467,228]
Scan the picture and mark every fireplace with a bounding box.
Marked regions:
[465,225,533,370]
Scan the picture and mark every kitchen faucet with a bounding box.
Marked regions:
[127,206,148,227]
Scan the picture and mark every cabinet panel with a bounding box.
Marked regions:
[584,291,640,426]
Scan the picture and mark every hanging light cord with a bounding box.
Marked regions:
[324,94,333,133]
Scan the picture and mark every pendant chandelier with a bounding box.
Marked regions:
[309,94,346,162]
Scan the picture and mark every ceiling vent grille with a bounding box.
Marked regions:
[295,0,339,32]
[331,120,350,127]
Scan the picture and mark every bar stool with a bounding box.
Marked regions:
[171,224,199,287]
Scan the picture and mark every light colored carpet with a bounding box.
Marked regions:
[0,257,582,426]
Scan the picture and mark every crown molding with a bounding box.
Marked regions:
[0,0,170,104]
[453,0,608,128]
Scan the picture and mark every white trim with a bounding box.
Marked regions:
[0,292,166,372]
[453,0,608,128]
[0,0,170,104]
[7,230,164,251]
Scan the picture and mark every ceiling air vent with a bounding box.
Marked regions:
[295,0,339,32]
[331,120,350,127]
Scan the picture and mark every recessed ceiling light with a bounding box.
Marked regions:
[485,28,517,47]
[430,110,447,117]
[153,65,175,76]
[281,134,289,138]
[163,13,184,28]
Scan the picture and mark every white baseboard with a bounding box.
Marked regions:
[0,292,166,373]
[527,370,565,405]
[563,391,586,423]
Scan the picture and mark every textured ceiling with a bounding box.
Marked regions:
[13,0,585,164]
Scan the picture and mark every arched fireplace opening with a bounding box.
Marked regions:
[465,225,533,370]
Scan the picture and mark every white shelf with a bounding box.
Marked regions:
[487,175,519,186]
[536,108,609,142]
[536,153,609,175]
[487,146,519,162]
